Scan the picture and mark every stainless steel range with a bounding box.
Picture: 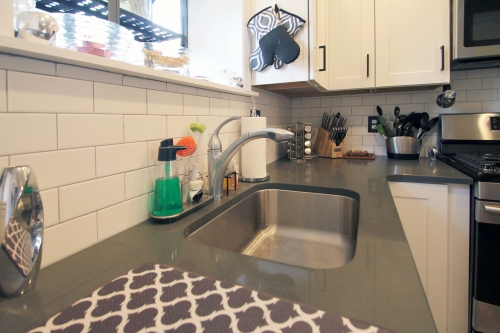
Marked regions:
[438,113,500,333]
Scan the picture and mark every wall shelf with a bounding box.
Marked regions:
[0,35,257,96]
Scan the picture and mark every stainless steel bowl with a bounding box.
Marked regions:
[386,137,422,160]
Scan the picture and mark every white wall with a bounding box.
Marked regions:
[0,53,292,268]
[188,0,244,80]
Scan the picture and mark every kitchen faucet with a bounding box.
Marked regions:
[207,118,294,201]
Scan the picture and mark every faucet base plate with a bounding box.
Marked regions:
[239,173,270,183]
[151,194,213,224]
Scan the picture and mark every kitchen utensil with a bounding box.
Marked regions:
[376,124,387,139]
[343,150,376,160]
[428,147,438,161]
[376,106,391,137]
[386,136,422,160]
[436,84,456,108]
[16,11,59,44]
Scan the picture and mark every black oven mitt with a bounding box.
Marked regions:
[273,7,306,69]
[248,6,303,72]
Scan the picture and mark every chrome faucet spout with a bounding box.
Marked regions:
[209,128,294,201]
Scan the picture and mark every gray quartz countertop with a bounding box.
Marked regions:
[0,157,471,333]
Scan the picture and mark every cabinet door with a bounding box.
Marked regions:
[309,0,328,89]
[250,0,310,86]
[375,0,450,87]
[389,182,448,333]
[327,0,375,90]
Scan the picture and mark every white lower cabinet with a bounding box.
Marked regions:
[389,182,470,333]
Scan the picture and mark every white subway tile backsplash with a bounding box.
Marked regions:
[320,97,340,107]
[58,114,124,149]
[59,174,125,222]
[124,115,166,142]
[56,64,123,85]
[96,142,148,177]
[0,70,6,112]
[341,96,363,106]
[482,101,500,113]
[220,92,239,101]
[363,135,385,146]
[238,95,252,103]
[0,54,55,76]
[97,195,149,241]
[467,68,498,79]
[167,83,197,95]
[147,140,162,167]
[123,76,166,91]
[344,136,363,145]
[147,90,183,115]
[387,94,412,105]
[467,89,498,102]
[363,95,387,106]
[451,70,467,80]
[411,92,439,104]
[291,99,302,108]
[345,116,363,126]
[292,108,310,118]
[42,213,97,268]
[0,114,57,155]
[301,98,321,108]
[452,78,482,91]
[219,116,239,133]
[452,102,482,113]
[40,189,59,227]
[198,89,219,98]
[184,95,209,116]
[482,77,500,90]
[229,100,245,117]
[8,72,93,113]
[94,82,147,114]
[310,107,330,117]
[10,148,95,190]
[0,157,8,169]
[198,116,222,135]
[209,98,230,116]
[125,167,156,199]
[166,116,197,138]
[352,106,375,116]
[331,106,352,115]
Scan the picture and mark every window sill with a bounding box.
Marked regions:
[0,35,257,97]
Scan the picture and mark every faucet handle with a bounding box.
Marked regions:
[207,116,241,151]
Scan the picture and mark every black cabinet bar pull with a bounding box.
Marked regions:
[440,45,444,71]
[367,54,369,77]
[319,45,326,71]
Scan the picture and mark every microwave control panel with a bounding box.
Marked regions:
[491,117,500,130]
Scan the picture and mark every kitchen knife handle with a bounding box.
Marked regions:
[319,46,326,72]
[367,54,369,77]
[440,45,444,71]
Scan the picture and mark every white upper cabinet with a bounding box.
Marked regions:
[375,0,450,87]
[309,0,329,89]
[327,0,375,90]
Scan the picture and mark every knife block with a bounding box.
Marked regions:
[313,127,344,158]
[323,141,344,159]
[313,127,329,156]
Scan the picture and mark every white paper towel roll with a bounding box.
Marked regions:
[241,117,267,180]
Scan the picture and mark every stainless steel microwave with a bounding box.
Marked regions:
[453,0,500,60]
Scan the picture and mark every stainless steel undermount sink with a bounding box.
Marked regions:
[184,184,360,269]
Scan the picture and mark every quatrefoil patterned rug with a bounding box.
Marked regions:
[29,264,395,333]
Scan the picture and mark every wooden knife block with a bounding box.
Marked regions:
[313,127,344,158]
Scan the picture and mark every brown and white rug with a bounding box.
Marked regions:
[29,263,395,333]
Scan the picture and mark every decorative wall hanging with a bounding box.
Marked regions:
[248,5,306,72]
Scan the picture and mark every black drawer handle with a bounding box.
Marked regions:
[367,54,369,77]
[319,45,326,71]
[440,45,444,71]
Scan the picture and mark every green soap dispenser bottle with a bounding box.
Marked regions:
[151,139,186,219]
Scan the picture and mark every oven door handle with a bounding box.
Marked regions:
[484,205,500,215]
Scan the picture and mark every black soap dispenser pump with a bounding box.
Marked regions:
[151,139,186,219]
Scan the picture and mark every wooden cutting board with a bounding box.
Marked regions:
[343,150,376,160]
